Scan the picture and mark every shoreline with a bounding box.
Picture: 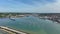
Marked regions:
[0,26,29,34]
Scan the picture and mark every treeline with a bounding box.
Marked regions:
[0,13,33,18]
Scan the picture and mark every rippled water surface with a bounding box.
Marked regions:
[0,16,60,34]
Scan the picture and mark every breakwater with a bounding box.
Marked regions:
[0,26,28,34]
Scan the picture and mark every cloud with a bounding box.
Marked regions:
[0,0,60,13]
[13,0,56,5]
[31,0,60,13]
[17,0,60,13]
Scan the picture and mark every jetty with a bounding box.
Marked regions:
[0,26,28,34]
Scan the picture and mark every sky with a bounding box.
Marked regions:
[0,0,60,13]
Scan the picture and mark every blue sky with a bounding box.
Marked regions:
[0,0,60,13]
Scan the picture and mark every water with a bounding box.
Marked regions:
[0,16,60,34]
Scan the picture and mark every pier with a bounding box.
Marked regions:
[0,26,28,34]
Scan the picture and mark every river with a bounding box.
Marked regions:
[0,16,60,34]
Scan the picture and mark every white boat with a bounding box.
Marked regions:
[9,17,16,21]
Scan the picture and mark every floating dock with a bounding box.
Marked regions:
[0,26,28,34]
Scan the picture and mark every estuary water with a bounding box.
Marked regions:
[0,16,60,34]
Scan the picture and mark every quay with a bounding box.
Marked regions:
[0,26,29,34]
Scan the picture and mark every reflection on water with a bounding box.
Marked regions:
[0,16,60,34]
